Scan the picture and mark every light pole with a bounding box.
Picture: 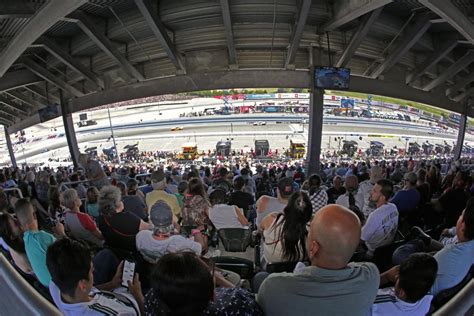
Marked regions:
[107,105,119,162]
[22,145,27,165]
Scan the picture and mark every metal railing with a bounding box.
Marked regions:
[59,180,91,192]
[3,187,24,199]
[0,255,61,315]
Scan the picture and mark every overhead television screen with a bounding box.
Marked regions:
[315,66,350,90]
[38,104,59,123]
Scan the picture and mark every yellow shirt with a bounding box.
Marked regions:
[146,190,181,217]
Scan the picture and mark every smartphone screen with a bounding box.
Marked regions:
[121,260,135,288]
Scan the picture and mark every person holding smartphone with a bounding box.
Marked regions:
[46,238,144,316]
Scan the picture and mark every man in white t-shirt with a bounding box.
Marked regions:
[46,238,143,316]
[336,175,364,211]
[136,200,205,263]
[359,165,383,216]
[361,179,399,257]
[369,253,437,316]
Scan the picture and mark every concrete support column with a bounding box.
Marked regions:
[4,125,17,168]
[60,90,80,168]
[306,69,324,175]
[453,105,468,160]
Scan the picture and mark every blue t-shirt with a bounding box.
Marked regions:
[389,188,420,214]
[87,203,100,219]
[24,230,56,287]
[432,240,474,295]
[141,185,153,196]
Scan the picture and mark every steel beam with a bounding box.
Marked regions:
[68,69,461,114]
[370,13,432,79]
[336,7,382,68]
[306,79,324,175]
[0,111,15,123]
[285,0,312,68]
[420,0,474,44]
[20,57,84,97]
[35,37,104,89]
[69,11,145,81]
[24,85,60,104]
[3,126,17,168]
[0,0,87,77]
[60,90,80,168]
[0,95,28,115]
[453,87,474,103]
[0,69,42,92]
[219,0,237,67]
[0,1,36,19]
[406,36,458,84]
[11,69,468,132]
[447,72,474,97]
[134,0,186,72]
[422,50,474,91]
[322,0,392,31]
[0,106,18,118]
[5,91,41,109]
[453,105,468,160]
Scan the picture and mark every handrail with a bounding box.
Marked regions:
[432,279,474,316]
[135,173,150,180]
[0,254,61,315]
[3,187,24,199]
[59,180,90,192]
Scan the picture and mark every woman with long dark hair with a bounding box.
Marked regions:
[259,191,312,265]
[144,252,262,316]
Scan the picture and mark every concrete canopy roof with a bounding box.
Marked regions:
[0,0,474,132]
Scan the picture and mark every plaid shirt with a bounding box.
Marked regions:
[304,188,328,213]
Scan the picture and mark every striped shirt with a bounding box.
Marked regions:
[368,287,432,316]
[50,282,139,315]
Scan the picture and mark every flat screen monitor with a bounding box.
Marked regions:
[38,104,59,123]
[315,66,350,90]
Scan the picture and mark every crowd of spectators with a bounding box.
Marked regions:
[0,154,473,315]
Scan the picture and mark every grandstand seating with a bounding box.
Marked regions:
[218,228,252,252]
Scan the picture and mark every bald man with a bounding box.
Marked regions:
[257,205,379,316]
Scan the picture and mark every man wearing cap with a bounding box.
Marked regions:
[136,201,204,263]
[146,170,181,217]
[389,172,420,215]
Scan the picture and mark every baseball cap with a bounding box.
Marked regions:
[150,200,173,228]
[151,169,165,183]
